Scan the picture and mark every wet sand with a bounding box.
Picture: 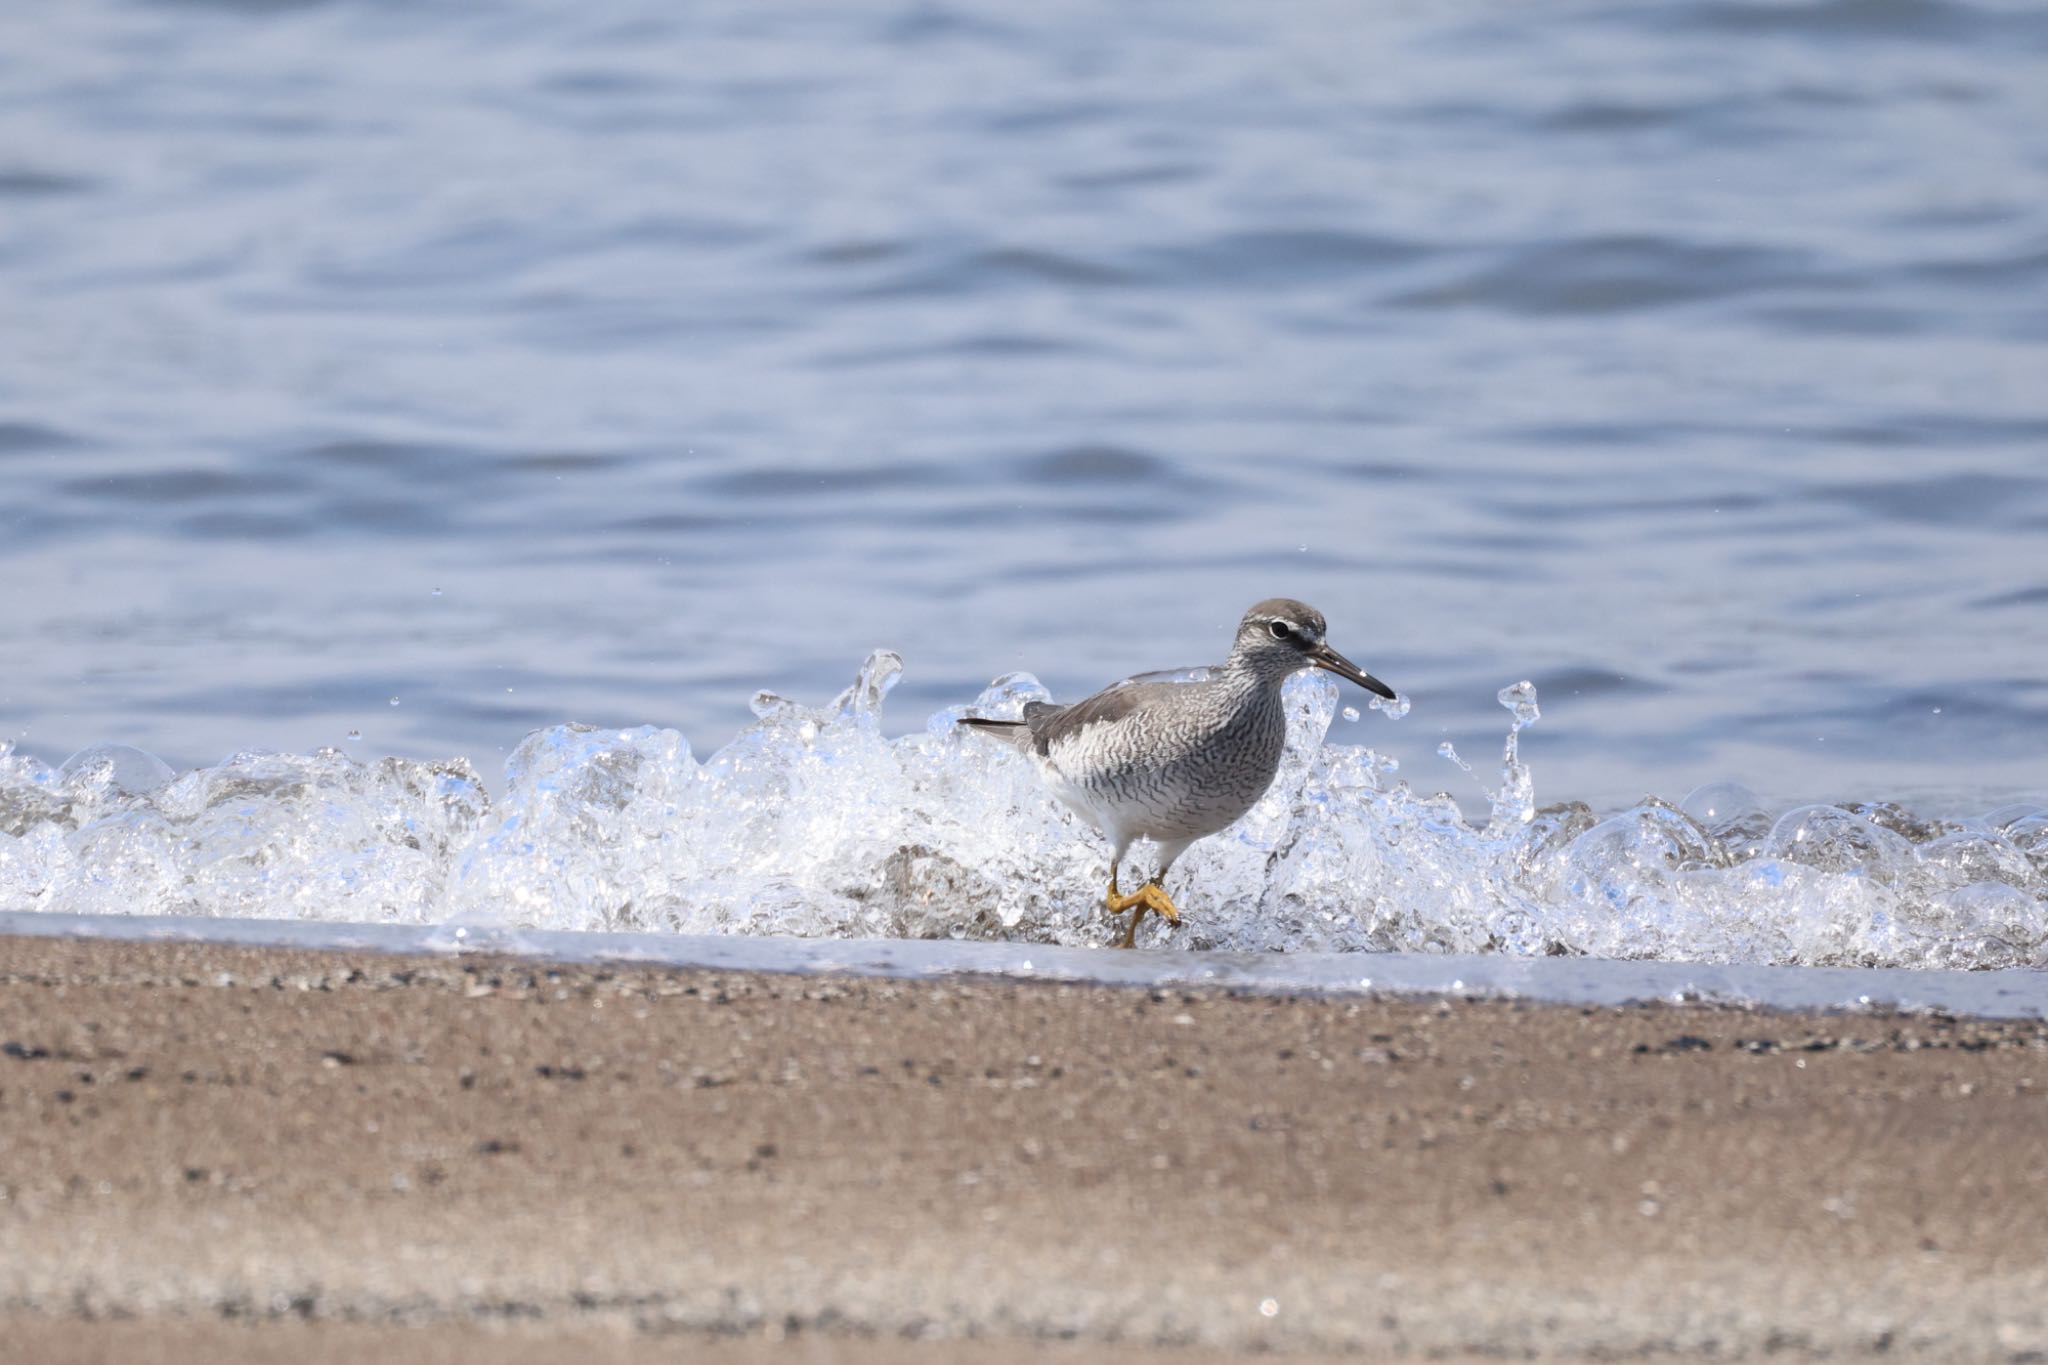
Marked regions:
[2,935,2045,1362]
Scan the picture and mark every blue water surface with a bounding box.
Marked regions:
[1,0,2044,813]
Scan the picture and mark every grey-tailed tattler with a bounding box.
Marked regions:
[961,599,1397,947]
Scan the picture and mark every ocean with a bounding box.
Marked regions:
[2,0,2044,969]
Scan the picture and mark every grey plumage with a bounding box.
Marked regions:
[961,598,1396,945]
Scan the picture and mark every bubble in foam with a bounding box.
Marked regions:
[58,744,175,799]
[1915,830,2035,891]
[1762,805,1915,886]
[1680,781,1770,853]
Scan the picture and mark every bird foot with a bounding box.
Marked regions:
[1106,879,1182,949]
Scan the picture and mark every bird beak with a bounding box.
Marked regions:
[1309,643,1397,700]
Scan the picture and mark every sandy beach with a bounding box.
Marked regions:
[3,934,2046,1362]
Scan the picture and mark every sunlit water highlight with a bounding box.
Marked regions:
[5,657,2044,971]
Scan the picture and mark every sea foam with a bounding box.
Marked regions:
[3,653,2044,969]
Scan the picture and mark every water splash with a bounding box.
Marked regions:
[1,660,2044,968]
[1491,680,1540,831]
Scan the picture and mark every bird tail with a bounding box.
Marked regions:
[956,717,1033,750]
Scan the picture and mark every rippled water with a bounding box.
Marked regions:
[1,1,2044,960]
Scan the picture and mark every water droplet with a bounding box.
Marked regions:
[1932,706,1942,715]
[430,587,443,598]
[1497,680,1539,727]
[1259,1298,1279,1318]
[389,697,401,707]
[346,729,361,741]
[1341,706,1360,723]
[1370,693,1411,720]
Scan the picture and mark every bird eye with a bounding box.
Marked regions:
[1268,621,1292,640]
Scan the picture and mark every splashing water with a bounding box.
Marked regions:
[1,655,2044,968]
[1492,681,1540,831]
[1370,693,1412,720]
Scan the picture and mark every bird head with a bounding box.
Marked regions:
[1234,598,1397,699]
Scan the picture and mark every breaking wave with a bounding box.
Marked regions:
[3,653,2044,969]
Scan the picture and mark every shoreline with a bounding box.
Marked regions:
[3,933,2046,1360]
[5,910,2046,1020]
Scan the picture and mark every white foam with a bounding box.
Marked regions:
[3,655,2045,970]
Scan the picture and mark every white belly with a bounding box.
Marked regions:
[1033,748,1263,846]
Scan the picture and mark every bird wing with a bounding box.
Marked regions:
[1024,681,1180,758]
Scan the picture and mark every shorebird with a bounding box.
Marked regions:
[959,599,1397,948]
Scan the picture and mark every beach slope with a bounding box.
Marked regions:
[2,936,2044,1361]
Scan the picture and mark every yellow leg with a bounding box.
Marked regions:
[1105,875,1183,949]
